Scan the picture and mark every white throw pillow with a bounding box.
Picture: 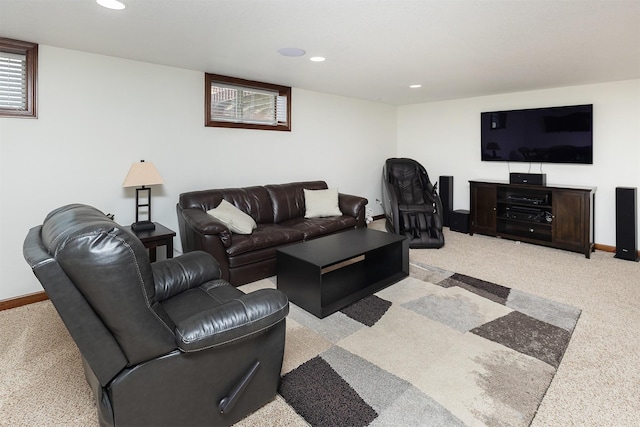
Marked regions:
[206,199,257,234]
[304,188,342,218]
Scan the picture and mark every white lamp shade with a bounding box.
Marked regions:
[122,161,164,188]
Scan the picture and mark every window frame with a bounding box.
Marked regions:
[205,73,291,131]
[0,37,38,118]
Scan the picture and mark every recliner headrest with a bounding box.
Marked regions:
[42,203,121,257]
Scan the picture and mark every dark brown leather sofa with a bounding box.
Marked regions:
[177,181,368,286]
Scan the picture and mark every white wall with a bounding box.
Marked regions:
[0,45,397,300]
[2,45,637,301]
[398,79,640,247]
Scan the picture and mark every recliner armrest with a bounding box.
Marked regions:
[175,289,289,352]
[153,251,222,301]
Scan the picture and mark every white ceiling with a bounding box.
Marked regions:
[1,0,639,105]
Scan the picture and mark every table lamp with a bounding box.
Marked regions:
[122,160,164,231]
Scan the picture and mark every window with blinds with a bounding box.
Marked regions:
[205,73,291,131]
[0,38,37,118]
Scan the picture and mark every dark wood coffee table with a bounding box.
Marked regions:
[276,228,408,318]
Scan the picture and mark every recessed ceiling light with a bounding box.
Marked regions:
[278,48,306,57]
[310,57,326,62]
[409,84,422,89]
[97,0,126,10]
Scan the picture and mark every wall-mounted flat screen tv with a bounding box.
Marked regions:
[481,104,593,164]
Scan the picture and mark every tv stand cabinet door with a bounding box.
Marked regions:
[552,189,591,256]
[470,182,497,235]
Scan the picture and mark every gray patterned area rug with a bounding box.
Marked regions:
[272,262,581,427]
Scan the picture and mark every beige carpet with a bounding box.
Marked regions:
[1,221,639,426]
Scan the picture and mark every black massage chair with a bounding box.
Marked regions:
[382,158,445,248]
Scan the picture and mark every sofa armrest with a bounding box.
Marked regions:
[339,193,369,227]
[174,289,289,352]
[180,207,232,247]
[152,251,222,301]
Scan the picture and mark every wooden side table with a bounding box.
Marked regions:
[126,222,176,262]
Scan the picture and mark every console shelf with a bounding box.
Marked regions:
[469,180,596,258]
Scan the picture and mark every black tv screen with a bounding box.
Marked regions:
[481,104,593,164]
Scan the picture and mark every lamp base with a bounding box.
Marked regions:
[131,221,156,231]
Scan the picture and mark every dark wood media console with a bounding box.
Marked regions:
[469,180,596,258]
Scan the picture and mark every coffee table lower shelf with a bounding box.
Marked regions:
[276,228,408,318]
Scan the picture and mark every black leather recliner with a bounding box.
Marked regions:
[382,158,445,248]
[23,204,289,426]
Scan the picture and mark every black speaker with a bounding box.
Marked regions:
[439,176,453,227]
[615,187,639,261]
[450,210,470,233]
[509,173,547,186]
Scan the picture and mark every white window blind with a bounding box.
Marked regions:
[276,95,287,124]
[205,73,290,131]
[210,82,287,126]
[0,51,27,111]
